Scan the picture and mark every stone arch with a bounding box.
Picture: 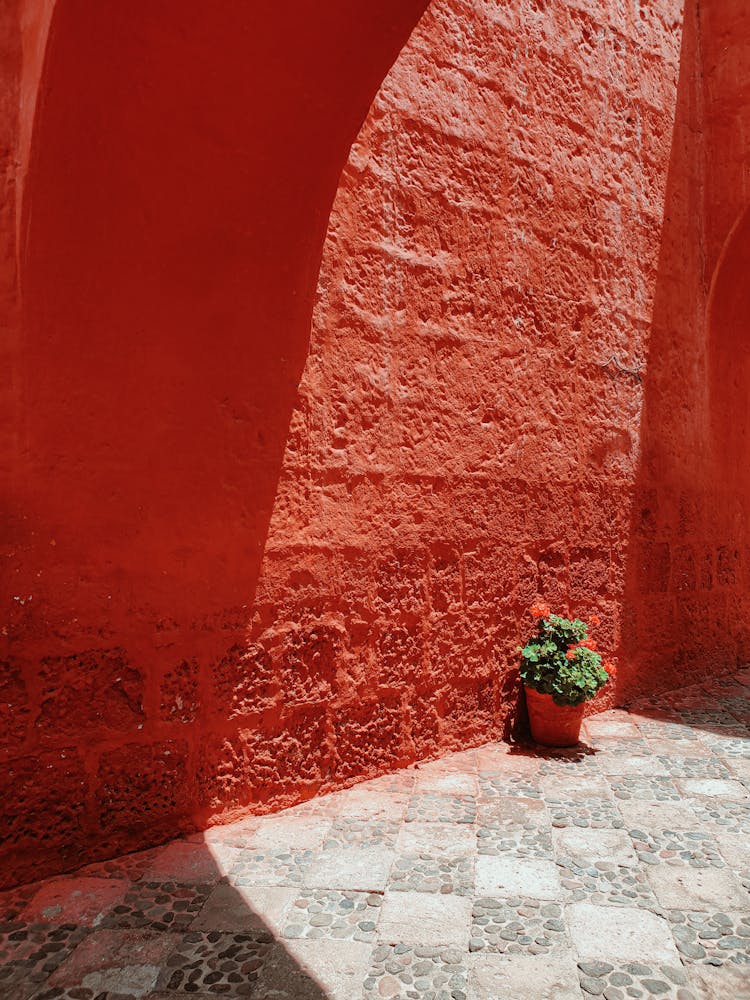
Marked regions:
[15,0,430,636]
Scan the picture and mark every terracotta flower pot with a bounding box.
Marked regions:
[524,685,585,747]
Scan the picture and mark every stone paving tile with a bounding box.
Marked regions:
[476,795,550,834]
[616,799,703,832]
[76,847,166,883]
[323,817,400,849]
[257,938,372,1000]
[677,776,750,800]
[553,827,638,868]
[630,829,726,868]
[475,856,561,899]
[414,771,478,797]
[668,910,750,965]
[533,748,602,777]
[378,892,472,947]
[595,752,674,778]
[646,863,748,910]
[323,790,409,822]
[21,878,130,929]
[140,843,229,886]
[404,794,477,825]
[687,963,750,999]
[225,849,314,887]
[246,815,331,852]
[695,730,750,758]
[0,882,42,922]
[477,747,540,777]
[98,881,212,933]
[558,861,659,909]
[45,928,180,993]
[585,736,652,755]
[362,771,417,794]
[303,846,396,892]
[475,824,554,859]
[678,708,744,730]
[581,710,644,741]
[609,776,681,801]
[280,889,382,942]
[189,883,296,936]
[566,903,681,965]
[362,944,468,1000]
[477,775,541,799]
[396,822,475,858]
[0,923,90,994]
[715,832,750,869]
[546,795,624,830]
[155,930,272,994]
[686,797,750,834]
[726,757,750,783]
[654,755,735,778]
[469,897,568,955]
[468,952,582,999]
[575,960,698,999]
[389,855,474,896]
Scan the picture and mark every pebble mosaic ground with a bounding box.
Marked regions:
[1,673,750,999]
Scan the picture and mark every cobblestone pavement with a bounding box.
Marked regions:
[2,674,750,999]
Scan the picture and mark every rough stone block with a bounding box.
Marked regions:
[35,649,144,744]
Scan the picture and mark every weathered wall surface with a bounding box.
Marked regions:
[2,0,748,887]
[621,0,750,694]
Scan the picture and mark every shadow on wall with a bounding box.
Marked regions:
[707,204,750,481]
[1,0,432,890]
[621,0,750,699]
[13,0,429,644]
[0,832,338,997]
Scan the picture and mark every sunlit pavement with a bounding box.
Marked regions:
[2,671,750,999]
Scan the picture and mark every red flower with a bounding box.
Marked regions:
[589,614,601,627]
[565,648,577,660]
[579,638,597,651]
[530,603,550,619]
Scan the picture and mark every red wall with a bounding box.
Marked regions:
[1,0,749,887]
[621,0,750,694]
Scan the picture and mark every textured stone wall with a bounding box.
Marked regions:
[2,0,749,888]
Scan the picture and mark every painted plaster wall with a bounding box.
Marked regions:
[1,0,748,887]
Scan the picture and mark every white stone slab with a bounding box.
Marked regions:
[415,771,478,796]
[539,773,613,799]
[477,796,549,829]
[303,847,395,892]
[246,815,331,851]
[596,754,672,777]
[646,864,748,910]
[378,891,472,947]
[688,964,750,1000]
[616,799,702,831]
[396,821,476,857]
[468,953,581,1000]
[475,856,561,899]
[552,827,638,868]
[255,939,372,1000]
[325,791,408,821]
[567,903,681,964]
[716,832,750,868]
[676,778,749,800]
[190,883,297,934]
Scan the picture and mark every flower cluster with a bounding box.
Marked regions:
[519,607,614,706]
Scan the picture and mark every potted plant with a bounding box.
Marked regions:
[519,604,615,746]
